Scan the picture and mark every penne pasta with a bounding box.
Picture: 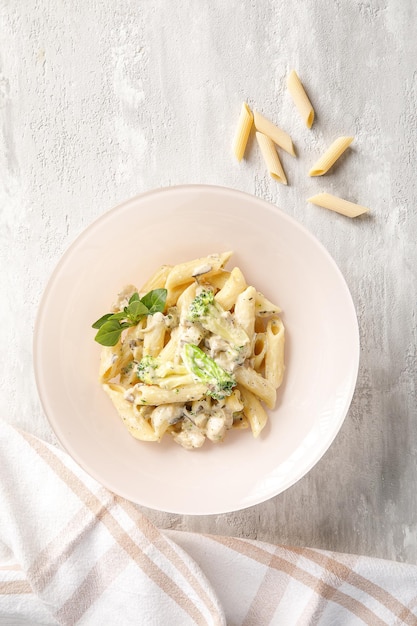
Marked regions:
[103,383,159,441]
[234,366,276,409]
[95,252,285,449]
[238,385,268,438]
[265,318,285,388]
[165,252,232,289]
[256,132,288,184]
[252,332,267,371]
[253,111,296,156]
[234,285,256,342]
[140,265,171,295]
[215,267,247,311]
[287,69,315,128]
[143,313,166,358]
[233,102,254,161]
[309,137,354,176]
[307,193,369,218]
[132,383,208,406]
[255,291,281,317]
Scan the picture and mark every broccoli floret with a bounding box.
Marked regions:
[137,355,159,384]
[137,355,191,388]
[182,343,236,400]
[188,289,249,352]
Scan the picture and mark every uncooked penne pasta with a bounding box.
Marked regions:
[307,193,369,218]
[309,137,354,176]
[238,385,269,438]
[287,69,315,129]
[233,102,254,161]
[265,318,285,388]
[256,132,288,184]
[253,111,296,156]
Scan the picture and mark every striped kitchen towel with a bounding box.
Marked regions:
[1,419,416,625]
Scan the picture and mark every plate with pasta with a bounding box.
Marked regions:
[34,185,360,514]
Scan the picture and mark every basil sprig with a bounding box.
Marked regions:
[92,289,167,346]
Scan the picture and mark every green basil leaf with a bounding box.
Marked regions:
[126,299,149,323]
[94,319,124,346]
[108,311,127,321]
[92,313,113,329]
[128,292,140,304]
[141,289,167,314]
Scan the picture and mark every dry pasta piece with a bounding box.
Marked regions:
[238,385,269,438]
[307,193,369,218]
[287,70,315,128]
[309,137,354,176]
[256,132,288,184]
[253,111,296,156]
[232,102,254,161]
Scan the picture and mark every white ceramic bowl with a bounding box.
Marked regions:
[34,185,360,515]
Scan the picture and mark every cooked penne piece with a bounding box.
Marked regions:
[140,265,171,295]
[255,292,281,317]
[252,332,267,371]
[215,267,247,311]
[307,193,369,218]
[256,132,288,184]
[234,366,276,409]
[99,340,132,383]
[165,252,232,289]
[287,70,315,128]
[103,383,159,441]
[224,388,244,414]
[143,312,166,358]
[176,282,197,320]
[200,269,230,291]
[99,343,122,382]
[265,318,285,389]
[234,285,256,341]
[233,102,254,161]
[253,111,296,156]
[238,385,269,438]
[132,383,208,406]
[309,137,354,176]
[157,326,180,362]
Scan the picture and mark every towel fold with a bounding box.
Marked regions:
[1,420,416,625]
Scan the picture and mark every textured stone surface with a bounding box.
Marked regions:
[1,1,416,562]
